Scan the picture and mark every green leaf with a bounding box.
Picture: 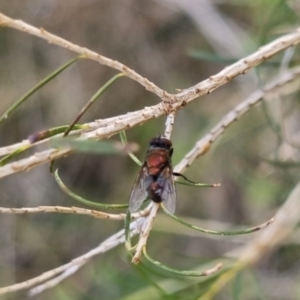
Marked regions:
[54,169,128,209]
[143,247,222,277]
[162,204,274,236]
[64,73,125,136]
[263,158,300,168]
[0,145,30,166]
[175,180,220,188]
[120,131,143,166]
[0,56,83,125]
[125,209,133,251]
[188,49,239,64]
[120,260,232,300]
[28,124,86,143]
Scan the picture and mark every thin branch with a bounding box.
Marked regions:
[0,140,31,157]
[175,28,300,103]
[164,113,175,139]
[174,66,300,174]
[0,148,71,178]
[132,203,160,264]
[0,12,170,100]
[0,126,84,157]
[28,262,85,297]
[0,205,150,220]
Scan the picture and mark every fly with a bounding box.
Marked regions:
[129,136,176,213]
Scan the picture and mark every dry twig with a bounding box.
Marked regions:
[132,203,160,264]
[0,205,150,220]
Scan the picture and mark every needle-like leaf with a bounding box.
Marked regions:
[162,204,274,236]
[54,169,128,209]
[28,124,86,144]
[143,246,222,277]
[119,131,143,166]
[175,180,220,187]
[50,137,130,155]
[0,55,83,125]
[125,210,133,251]
[64,73,125,136]
[0,124,86,166]
[0,145,30,166]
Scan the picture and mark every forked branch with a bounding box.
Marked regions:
[0,12,299,103]
[0,12,299,178]
[1,65,300,179]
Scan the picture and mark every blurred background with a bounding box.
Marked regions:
[0,0,300,299]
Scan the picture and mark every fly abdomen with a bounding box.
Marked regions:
[147,181,163,203]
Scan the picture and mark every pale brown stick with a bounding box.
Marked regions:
[0,205,150,220]
[132,203,160,264]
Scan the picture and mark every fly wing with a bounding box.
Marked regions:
[129,165,151,213]
[159,166,176,214]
